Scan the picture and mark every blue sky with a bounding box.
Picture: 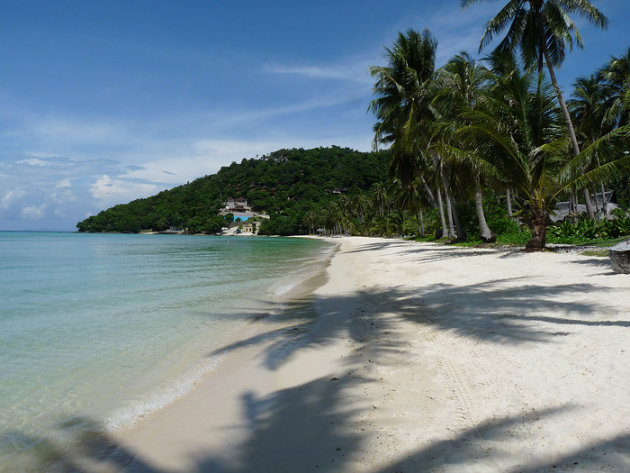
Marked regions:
[0,0,627,231]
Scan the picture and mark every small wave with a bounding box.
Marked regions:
[103,352,227,431]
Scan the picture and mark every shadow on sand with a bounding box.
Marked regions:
[4,255,629,472]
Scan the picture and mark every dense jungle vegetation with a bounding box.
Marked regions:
[76,147,391,235]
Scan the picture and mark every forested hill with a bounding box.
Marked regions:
[76,146,390,235]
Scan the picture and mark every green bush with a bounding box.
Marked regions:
[547,213,630,243]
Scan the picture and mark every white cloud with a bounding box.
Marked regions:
[21,204,47,219]
[1,189,26,209]
[31,118,128,145]
[204,93,370,131]
[50,189,76,204]
[56,178,72,188]
[264,63,371,83]
[90,175,158,207]
[16,158,48,166]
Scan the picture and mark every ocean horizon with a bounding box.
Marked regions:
[0,232,333,471]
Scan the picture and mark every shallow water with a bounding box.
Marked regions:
[0,232,333,470]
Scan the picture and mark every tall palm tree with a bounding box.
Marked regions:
[461,0,608,186]
[458,62,628,250]
[370,29,473,240]
[369,29,437,162]
[369,29,453,237]
[569,75,611,214]
[434,52,497,241]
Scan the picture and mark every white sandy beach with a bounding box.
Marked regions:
[110,236,630,473]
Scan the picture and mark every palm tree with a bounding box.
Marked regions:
[569,75,611,214]
[461,0,608,216]
[598,47,630,129]
[371,182,389,217]
[303,210,317,234]
[369,29,454,237]
[393,177,431,237]
[434,52,497,241]
[369,29,437,162]
[458,62,628,250]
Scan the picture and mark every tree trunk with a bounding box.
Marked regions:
[475,177,496,242]
[543,43,594,223]
[436,187,448,239]
[444,188,456,238]
[441,166,463,239]
[506,188,513,218]
[449,191,465,240]
[417,209,425,237]
[543,48,581,158]
[420,175,438,208]
[526,207,548,251]
[569,191,577,221]
[583,188,595,219]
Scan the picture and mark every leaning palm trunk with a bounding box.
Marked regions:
[542,46,599,223]
[506,188,513,218]
[420,175,438,208]
[543,44,602,223]
[475,177,496,242]
[543,49,581,156]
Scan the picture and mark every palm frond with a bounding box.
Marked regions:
[480,0,523,52]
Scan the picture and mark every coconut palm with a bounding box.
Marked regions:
[369,29,454,237]
[393,177,432,237]
[569,75,612,214]
[369,29,437,160]
[458,62,628,250]
[461,0,608,182]
[598,47,630,129]
[434,52,497,241]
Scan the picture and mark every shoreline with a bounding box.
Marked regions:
[30,236,630,472]
[0,234,337,473]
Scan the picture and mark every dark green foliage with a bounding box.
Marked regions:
[258,214,301,236]
[547,213,630,243]
[76,147,390,234]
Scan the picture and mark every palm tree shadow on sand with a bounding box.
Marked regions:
[4,277,629,472]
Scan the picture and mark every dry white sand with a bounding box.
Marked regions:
[111,236,630,473]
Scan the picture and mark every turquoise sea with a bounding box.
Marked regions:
[0,232,333,470]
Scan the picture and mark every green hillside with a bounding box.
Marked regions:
[76,146,390,235]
